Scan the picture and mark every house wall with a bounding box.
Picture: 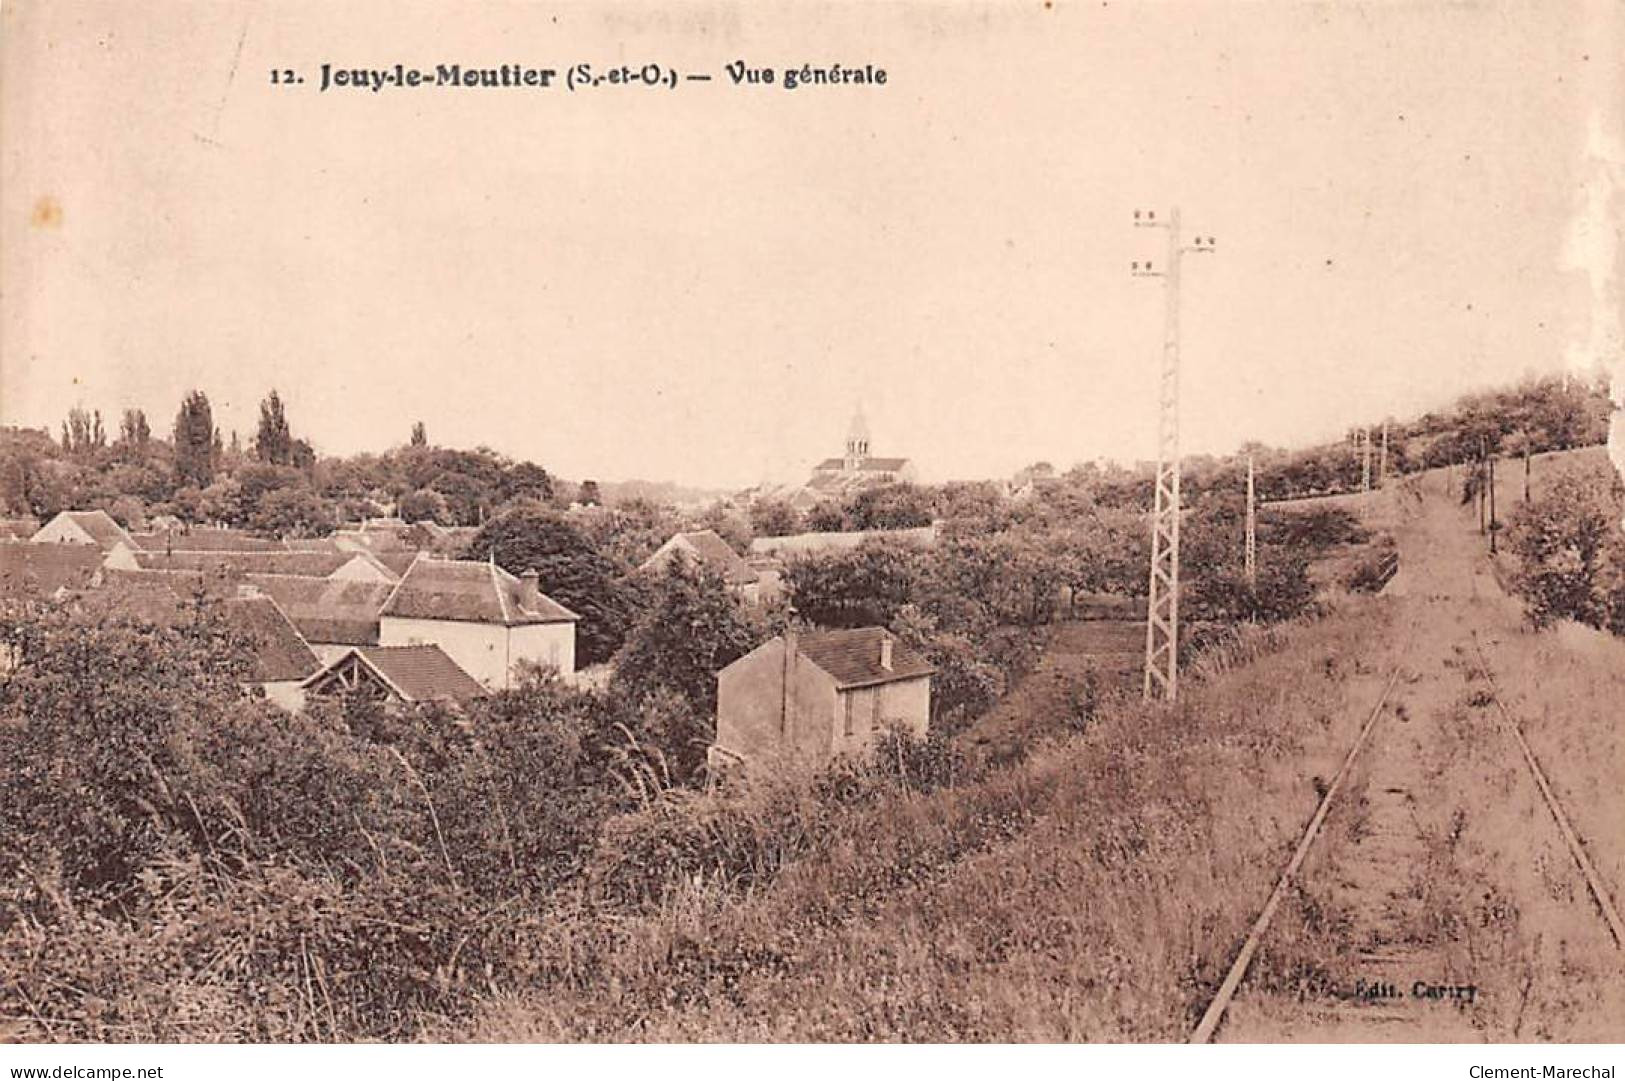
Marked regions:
[379,616,575,688]
[715,640,839,769]
[261,680,307,712]
[831,676,931,757]
[379,616,508,688]
[32,516,95,545]
[507,620,577,678]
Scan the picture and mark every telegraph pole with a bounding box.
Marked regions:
[1379,420,1389,485]
[1132,207,1215,703]
[1360,427,1372,493]
[1245,452,1258,589]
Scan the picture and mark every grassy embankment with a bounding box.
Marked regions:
[459,594,1399,1041]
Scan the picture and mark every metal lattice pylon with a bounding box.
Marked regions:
[1132,207,1212,702]
[1142,208,1183,702]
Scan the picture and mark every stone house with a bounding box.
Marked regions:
[377,557,579,689]
[711,627,933,772]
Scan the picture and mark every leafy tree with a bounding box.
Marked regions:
[578,479,602,506]
[251,485,332,538]
[117,408,151,447]
[1507,467,1620,627]
[503,460,554,505]
[845,482,936,530]
[466,507,637,665]
[399,487,451,524]
[254,390,293,465]
[748,497,800,538]
[784,539,922,628]
[172,390,217,488]
[410,420,428,447]
[611,558,761,718]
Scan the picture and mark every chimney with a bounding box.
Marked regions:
[519,568,542,608]
[879,635,893,671]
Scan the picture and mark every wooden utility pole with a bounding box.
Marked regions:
[1245,453,1258,589]
[1488,447,1498,554]
[1379,420,1389,485]
[1132,207,1215,703]
[1360,427,1372,493]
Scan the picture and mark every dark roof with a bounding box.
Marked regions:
[245,574,393,645]
[307,645,485,705]
[380,558,578,625]
[41,510,133,550]
[74,576,319,683]
[0,541,103,598]
[642,529,759,585]
[131,527,289,552]
[226,596,323,682]
[126,549,356,578]
[795,628,933,689]
[813,457,911,473]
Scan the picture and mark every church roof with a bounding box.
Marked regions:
[813,457,910,473]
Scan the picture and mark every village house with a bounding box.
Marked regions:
[711,627,933,773]
[377,556,579,689]
[639,528,762,602]
[302,644,486,708]
[31,509,134,551]
[72,576,321,710]
[242,575,397,662]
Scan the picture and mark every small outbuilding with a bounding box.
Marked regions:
[711,627,933,773]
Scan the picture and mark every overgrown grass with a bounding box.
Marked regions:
[457,598,1398,1041]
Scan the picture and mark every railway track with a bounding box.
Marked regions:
[1189,632,1624,1043]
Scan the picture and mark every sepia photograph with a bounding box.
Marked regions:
[1,0,1623,1068]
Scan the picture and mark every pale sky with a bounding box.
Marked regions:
[3,0,1620,488]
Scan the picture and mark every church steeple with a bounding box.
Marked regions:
[844,405,870,469]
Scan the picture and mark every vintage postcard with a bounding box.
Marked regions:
[1,0,1623,1060]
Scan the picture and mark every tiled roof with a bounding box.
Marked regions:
[0,542,103,598]
[41,510,133,550]
[244,574,394,645]
[795,628,934,689]
[131,527,288,552]
[226,596,323,682]
[308,644,485,705]
[76,575,319,683]
[380,558,578,626]
[812,457,911,473]
[126,549,356,578]
[641,529,760,585]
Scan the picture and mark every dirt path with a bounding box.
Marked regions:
[1215,473,1625,1041]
